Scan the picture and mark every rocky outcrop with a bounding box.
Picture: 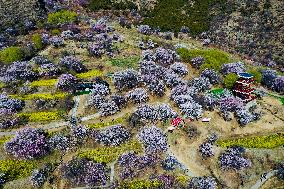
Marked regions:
[0,0,44,30]
[208,0,284,67]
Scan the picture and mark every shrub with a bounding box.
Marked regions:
[0,160,36,182]
[217,133,284,149]
[224,73,238,89]
[248,69,262,83]
[47,10,78,25]
[32,33,43,50]
[51,29,61,36]
[30,164,52,188]
[135,104,158,121]
[189,77,212,92]
[199,142,214,158]
[170,62,188,76]
[100,100,120,116]
[179,101,203,119]
[154,47,179,67]
[137,125,168,153]
[49,36,64,47]
[0,46,23,64]
[4,127,49,159]
[219,96,243,113]
[138,25,152,35]
[191,56,205,69]
[177,48,230,71]
[261,69,277,88]
[0,108,19,129]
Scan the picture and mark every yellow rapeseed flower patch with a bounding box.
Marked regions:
[78,140,143,163]
[76,69,103,79]
[19,111,63,122]
[29,79,58,87]
[10,93,68,101]
[217,133,284,149]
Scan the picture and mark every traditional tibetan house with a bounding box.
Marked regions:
[233,73,256,103]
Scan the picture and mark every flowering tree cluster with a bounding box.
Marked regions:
[1,61,38,84]
[144,75,166,97]
[30,163,52,188]
[191,56,204,69]
[200,93,218,111]
[118,16,131,28]
[126,88,149,104]
[33,56,52,65]
[137,125,168,153]
[110,95,127,109]
[56,74,77,91]
[163,71,185,88]
[60,158,107,186]
[0,93,24,112]
[134,103,177,122]
[100,100,120,116]
[118,152,158,180]
[169,62,189,76]
[69,125,88,146]
[199,142,214,158]
[261,69,277,88]
[49,36,64,47]
[0,108,19,129]
[61,30,75,39]
[219,96,243,113]
[201,69,221,85]
[90,84,110,96]
[179,101,203,120]
[91,18,108,34]
[87,94,107,109]
[39,63,61,77]
[189,77,212,92]
[219,147,251,170]
[188,177,217,189]
[154,47,179,67]
[88,33,114,57]
[139,60,167,79]
[92,125,130,146]
[221,62,246,75]
[59,56,87,73]
[235,107,261,126]
[161,155,179,170]
[272,76,284,93]
[48,133,70,152]
[113,69,141,91]
[4,127,49,159]
[137,25,152,35]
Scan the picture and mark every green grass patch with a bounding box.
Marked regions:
[109,56,140,69]
[87,113,130,129]
[210,88,224,97]
[177,48,230,71]
[29,79,58,87]
[76,69,104,79]
[217,133,284,149]
[18,111,64,122]
[9,92,68,101]
[78,140,143,164]
[0,159,36,182]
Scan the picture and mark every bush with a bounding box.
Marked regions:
[177,48,230,71]
[0,46,24,64]
[221,62,246,75]
[219,147,251,170]
[32,33,43,50]
[59,56,87,73]
[51,29,61,36]
[47,10,78,25]
[56,73,77,91]
[248,69,262,83]
[188,176,217,189]
[0,160,36,182]
[224,73,238,89]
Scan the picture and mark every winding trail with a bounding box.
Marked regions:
[250,170,277,189]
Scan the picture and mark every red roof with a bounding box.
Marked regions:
[171,117,182,126]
